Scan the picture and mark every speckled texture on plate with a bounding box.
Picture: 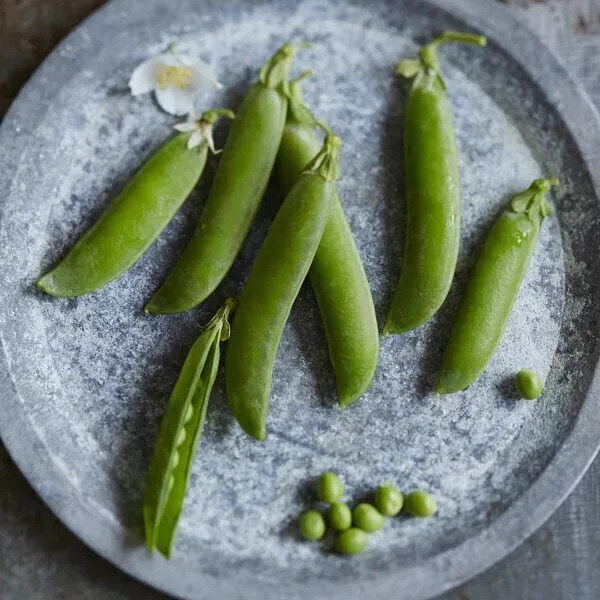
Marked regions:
[0,0,599,599]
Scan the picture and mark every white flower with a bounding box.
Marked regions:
[129,51,221,116]
[173,109,235,151]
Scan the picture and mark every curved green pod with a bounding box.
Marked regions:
[384,31,486,335]
[226,134,341,441]
[143,298,235,557]
[437,178,558,394]
[276,79,378,408]
[37,109,233,297]
[145,44,302,314]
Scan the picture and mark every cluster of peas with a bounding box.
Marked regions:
[298,472,437,555]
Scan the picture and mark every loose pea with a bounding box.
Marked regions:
[317,471,344,504]
[327,502,352,531]
[374,485,404,517]
[514,369,543,400]
[335,528,367,555]
[404,490,437,517]
[352,503,384,532]
[298,510,326,541]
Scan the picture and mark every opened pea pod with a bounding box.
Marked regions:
[36,109,234,297]
[437,179,558,394]
[145,43,304,314]
[276,75,379,408]
[384,31,487,335]
[144,298,235,558]
[226,132,341,441]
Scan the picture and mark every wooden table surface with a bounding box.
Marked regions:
[1,1,599,599]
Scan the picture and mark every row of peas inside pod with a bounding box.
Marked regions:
[298,472,437,555]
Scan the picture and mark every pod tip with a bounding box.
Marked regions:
[143,302,157,314]
[236,417,266,442]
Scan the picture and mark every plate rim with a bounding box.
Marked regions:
[1,0,599,599]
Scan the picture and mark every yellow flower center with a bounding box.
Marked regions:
[155,65,192,90]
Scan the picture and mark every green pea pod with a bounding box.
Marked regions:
[143,298,235,557]
[437,179,558,394]
[384,32,487,334]
[276,77,378,408]
[226,133,341,440]
[37,110,234,297]
[145,44,304,314]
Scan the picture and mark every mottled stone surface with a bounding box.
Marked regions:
[1,0,600,599]
[0,0,107,116]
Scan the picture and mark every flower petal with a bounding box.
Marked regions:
[154,87,194,116]
[182,56,221,90]
[204,127,218,154]
[174,121,199,132]
[187,129,203,149]
[154,53,181,67]
[129,57,159,95]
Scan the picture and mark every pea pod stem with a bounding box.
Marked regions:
[437,179,558,394]
[143,298,235,557]
[276,77,379,408]
[37,109,234,297]
[384,31,486,335]
[226,133,341,440]
[428,31,487,50]
[398,32,487,80]
[145,43,304,314]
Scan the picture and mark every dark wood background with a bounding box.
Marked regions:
[1,1,599,599]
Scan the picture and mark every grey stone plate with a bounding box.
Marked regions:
[1,0,600,598]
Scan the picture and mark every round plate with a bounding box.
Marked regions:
[1,0,600,599]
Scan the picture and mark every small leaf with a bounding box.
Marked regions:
[510,191,533,213]
[542,200,554,217]
[396,59,421,78]
[527,203,538,223]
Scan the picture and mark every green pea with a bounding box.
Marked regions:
[276,76,379,408]
[514,369,543,400]
[404,490,437,517]
[374,485,403,517]
[226,134,340,441]
[37,109,234,297]
[335,528,367,555]
[352,503,384,532]
[384,31,486,334]
[298,510,326,541]
[437,179,558,393]
[327,502,352,531]
[145,44,303,314]
[316,471,344,504]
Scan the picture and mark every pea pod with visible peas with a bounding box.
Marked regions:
[37,109,234,297]
[145,44,303,314]
[143,298,235,557]
[384,32,487,335]
[276,76,379,408]
[226,133,341,441]
[437,179,558,394]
